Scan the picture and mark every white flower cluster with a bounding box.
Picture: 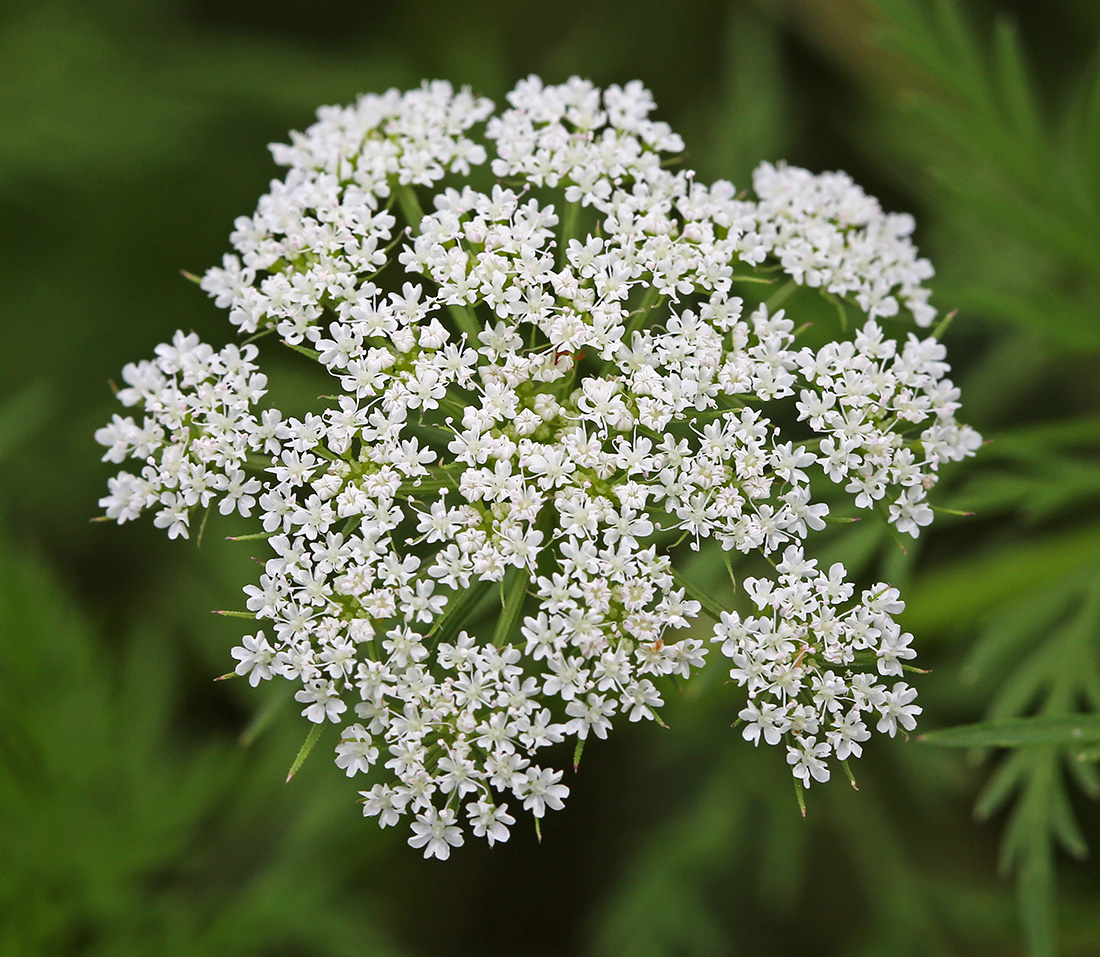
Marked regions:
[752,162,937,325]
[97,77,980,858]
[717,545,920,787]
[96,335,268,537]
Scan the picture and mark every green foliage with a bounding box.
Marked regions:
[0,379,404,955]
[864,0,1100,353]
[921,714,1100,749]
[842,2,1100,954]
[0,525,407,956]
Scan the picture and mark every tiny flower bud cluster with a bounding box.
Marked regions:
[97,77,979,856]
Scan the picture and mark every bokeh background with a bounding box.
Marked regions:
[3,0,1100,954]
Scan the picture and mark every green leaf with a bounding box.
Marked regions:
[1065,41,1100,221]
[282,341,321,360]
[920,714,1100,749]
[286,722,325,782]
[961,580,1074,686]
[902,525,1100,634]
[991,16,1043,163]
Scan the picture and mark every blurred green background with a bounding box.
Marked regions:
[3,0,1100,954]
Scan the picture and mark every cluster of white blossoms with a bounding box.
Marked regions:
[718,545,921,787]
[97,77,980,858]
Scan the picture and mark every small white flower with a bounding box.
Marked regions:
[466,799,516,847]
[519,767,570,818]
[566,693,616,740]
[335,724,378,776]
[786,737,832,787]
[875,682,922,736]
[408,807,464,860]
[231,631,276,686]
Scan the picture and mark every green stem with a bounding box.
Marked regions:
[240,688,291,747]
[447,303,482,341]
[765,278,799,313]
[823,292,849,332]
[394,184,482,341]
[242,327,276,346]
[559,200,581,268]
[397,472,462,496]
[669,567,729,622]
[622,287,664,343]
[930,308,958,341]
[721,548,738,592]
[427,578,493,643]
[395,184,426,232]
[437,391,472,422]
[492,566,531,646]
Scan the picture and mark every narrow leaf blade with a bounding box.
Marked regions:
[921,714,1100,749]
